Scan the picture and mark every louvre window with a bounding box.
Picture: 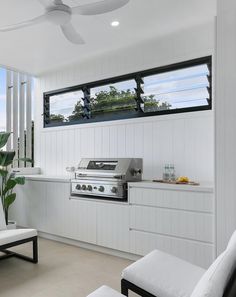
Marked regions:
[44,56,211,127]
[142,64,210,112]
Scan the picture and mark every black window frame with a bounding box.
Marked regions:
[43,56,212,128]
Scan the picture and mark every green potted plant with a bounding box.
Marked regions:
[0,132,32,228]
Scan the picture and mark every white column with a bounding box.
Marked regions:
[26,75,32,164]
[216,0,236,253]
[19,74,26,167]
[12,72,19,167]
[6,70,12,150]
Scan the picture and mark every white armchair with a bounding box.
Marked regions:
[121,231,236,297]
[88,230,236,297]
[0,203,38,263]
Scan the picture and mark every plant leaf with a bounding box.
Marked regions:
[0,169,8,178]
[17,158,33,163]
[0,132,11,150]
[0,151,15,167]
[14,176,25,185]
[3,179,17,195]
[4,193,16,209]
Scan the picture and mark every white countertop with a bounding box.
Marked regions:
[22,175,214,193]
[128,180,214,193]
[23,175,71,183]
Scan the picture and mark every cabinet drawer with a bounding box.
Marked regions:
[130,230,214,268]
[130,205,213,243]
[65,198,97,244]
[129,187,213,213]
[96,203,130,252]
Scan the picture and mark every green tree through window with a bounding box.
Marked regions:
[68,102,83,122]
[50,114,65,122]
[91,86,136,114]
[69,86,171,120]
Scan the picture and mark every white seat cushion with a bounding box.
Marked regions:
[0,229,37,246]
[87,286,124,297]
[122,250,205,297]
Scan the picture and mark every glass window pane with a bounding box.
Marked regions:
[143,64,210,112]
[145,64,209,85]
[49,90,84,123]
[90,80,136,118]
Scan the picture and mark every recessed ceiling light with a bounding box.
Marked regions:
[111,21,120,27]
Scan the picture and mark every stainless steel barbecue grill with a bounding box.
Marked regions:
[71,158,142,201]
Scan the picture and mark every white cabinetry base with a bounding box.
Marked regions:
[10,178,214,268]
[38,231,140,262]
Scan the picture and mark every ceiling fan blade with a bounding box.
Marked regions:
[72,0,130,15]
[53,0,64,5]
[60,23,85,44]
[37,0,54,8]
[38,0,63,8]
[0,15,47,32]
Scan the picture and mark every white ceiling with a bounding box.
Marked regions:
[0,0,216,76]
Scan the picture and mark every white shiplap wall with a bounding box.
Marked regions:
[36,112,213,181]
[34,21,215,182]
[216,0,236,253]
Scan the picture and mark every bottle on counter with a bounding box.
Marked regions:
[163,164,170,181]
[169,164,176,181]
[163,164,176,182]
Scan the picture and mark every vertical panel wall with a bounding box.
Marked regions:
[19,74,26,167]
[34,112,213,181]
[216,0,236,253]
[26,76,32,166]
[5,70,33,167]
[6,70,12,150]
[34,22,215,182]
[12,72,19,166]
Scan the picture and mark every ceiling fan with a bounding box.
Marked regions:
[0,0,130,44]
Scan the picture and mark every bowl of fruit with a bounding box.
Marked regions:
[176,176,200,186]
[176,176,189,184]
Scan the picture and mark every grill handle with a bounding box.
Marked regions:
[75,173,124,180]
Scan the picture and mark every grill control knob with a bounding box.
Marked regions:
[111,187,118,193]
[82,185,87,191]
[76,184,81,190]
[98,186,105,192]
[87,185,92,191]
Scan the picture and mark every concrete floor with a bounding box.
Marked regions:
[0,238,135,297]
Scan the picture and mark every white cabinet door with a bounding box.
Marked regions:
[129,186,214,213]
[130,230,214,268]
[10,181,31,227]
[44,181,97,243]
[45,181,69,236]
[96,203,130,252]
[28,181,47,231]
[130,205,213,243]
[64,197,97,244]
[10,180,47,230]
